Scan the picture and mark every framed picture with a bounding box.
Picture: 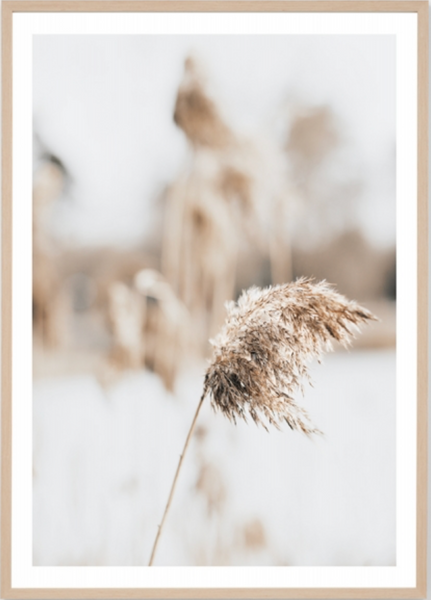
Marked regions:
[1,1,428,598]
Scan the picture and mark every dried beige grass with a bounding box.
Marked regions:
[283,103,358,247]
[135,269,191,391]
[106,269,191,389]
[195,462,227,517]
[148,278,376,565]
[205,277,376,432]
[163,56,286,352]
[163,56,241,348]
[173,56,233,150]
[33,160,70,348]
[107,281,145,370]
[241,518,267,551]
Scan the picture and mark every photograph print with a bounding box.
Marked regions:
[32,32,396,567]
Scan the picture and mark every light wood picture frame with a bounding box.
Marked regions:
[1,1,428,598]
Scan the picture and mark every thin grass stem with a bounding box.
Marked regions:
[148,388,207,566]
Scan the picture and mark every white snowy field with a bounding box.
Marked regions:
[33,349,395,567]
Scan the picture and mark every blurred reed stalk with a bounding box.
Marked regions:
[162,57,284,354]
[283,103,358,249]
[107,281,146,370]
[135,269,191,391]
[107,269,190,391]
[269,194,293,285]
[162,56,239,350]
[33,157,70,349]
[148,278,376,565]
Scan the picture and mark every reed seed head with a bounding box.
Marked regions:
[204,278,377,433]
[174,56,233,149]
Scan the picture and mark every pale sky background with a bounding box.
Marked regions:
[33,35,396,248]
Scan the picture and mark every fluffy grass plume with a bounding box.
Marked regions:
[204,277,377,433]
